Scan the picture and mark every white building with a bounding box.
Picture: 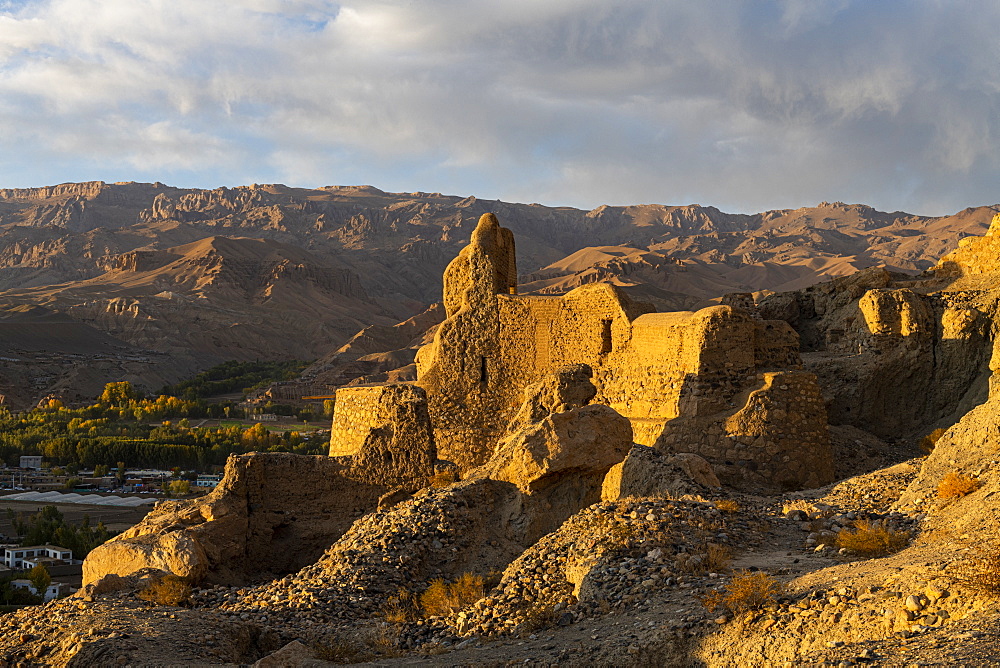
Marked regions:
[3,545,72,569]
[18,456,42,470]
[11,579,71,602]
[195,474,223,488]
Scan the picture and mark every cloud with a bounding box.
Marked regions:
[1,0,999,215]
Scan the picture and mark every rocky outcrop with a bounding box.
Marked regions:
[83,448,435,587]
[933,211,1000,278]
[470,365,633,541]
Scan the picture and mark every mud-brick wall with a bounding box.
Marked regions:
[753,320,802,369]
[600,306,758,421]
[329,386,392,456]
[597,311,697,421]
[495,283,651,416]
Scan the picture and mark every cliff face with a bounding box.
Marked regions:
[757,224,1000,443]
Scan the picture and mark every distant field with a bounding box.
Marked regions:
[217,420,330,432]
[0,497,151,538]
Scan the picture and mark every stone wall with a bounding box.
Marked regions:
[652,370,832,490]
[84,449,436,587]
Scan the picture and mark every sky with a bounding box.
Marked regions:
[1,0,999,216]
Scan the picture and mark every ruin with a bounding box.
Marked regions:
[330,213,834,491]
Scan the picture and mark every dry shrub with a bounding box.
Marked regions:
[429,470,459,487]
[383,589,420,623]
[369,621,404,657]
[920,427,947,454]
[314,635,372,663]
[937,472,982,500]
[138,574,191,607]
[420,573,484,616]
[316,623,404,662]
[701,571,783,616]
[705,543,733,572]
[836,520,909,557]
[714,499,740,514]
[681,543,732,574]
[950,546,1000,596]
[450,572,485,604]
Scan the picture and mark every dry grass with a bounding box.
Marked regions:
[314,635,372,663]
[700,571,783,616]
[706,543,733,572]
[950,546,1000,596]
[836,520,910,557]
[920,427,947,454]
[369,621,404,656]
[519,604,560,634]
[936,472,982,500]
[420,573,484,616]
[714,499,740,514]
[137,574,191,607]
[315,623,405,661]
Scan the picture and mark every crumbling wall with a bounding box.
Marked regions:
[495,282,651,416]
[597,306,758,424]
[416,212,834,489]
[760,271,994,440]
[417,218,650,469]
[328,383,435,480]
[649,370,832,491]
[415,214,515,468]
[84,444,437,586]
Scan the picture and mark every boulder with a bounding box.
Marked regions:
[83,531,208,587]
[474,365,632,494]
[253,640,317,668]
[602,446,718,502]
[507,363,597,432]
[479,404,633,494]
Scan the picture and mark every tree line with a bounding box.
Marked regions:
[0,381,328,472]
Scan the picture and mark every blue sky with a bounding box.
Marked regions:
[1,0,999,216]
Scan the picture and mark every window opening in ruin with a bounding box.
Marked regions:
[600,319,613,354]
[480,356,488,385]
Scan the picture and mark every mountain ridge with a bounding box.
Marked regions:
[0,180,995,406]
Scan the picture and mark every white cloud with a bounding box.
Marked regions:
[0,0,999,215]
